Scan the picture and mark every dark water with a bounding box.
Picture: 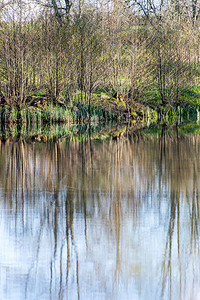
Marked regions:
[0,128,200,300]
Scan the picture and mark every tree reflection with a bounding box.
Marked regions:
[0,127,200,299]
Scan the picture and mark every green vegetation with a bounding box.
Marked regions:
[1,0,200,126]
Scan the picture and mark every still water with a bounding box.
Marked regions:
[0,126,200,300]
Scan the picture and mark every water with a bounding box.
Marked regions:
[0,126,200,300]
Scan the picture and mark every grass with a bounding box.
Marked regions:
[2,84,200,130]
[0,95,124,126]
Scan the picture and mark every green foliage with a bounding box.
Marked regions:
[1,2,200,124]
[179,86,200,105]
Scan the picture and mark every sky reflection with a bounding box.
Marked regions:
[0,130,200,299]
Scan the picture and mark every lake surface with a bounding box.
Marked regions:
[0,125,200,300]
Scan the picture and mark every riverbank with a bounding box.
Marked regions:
[1,85,200,129]
[0,91,155,126]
